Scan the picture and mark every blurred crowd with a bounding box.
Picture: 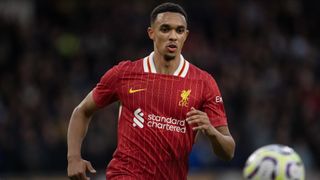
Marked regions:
[0,0,319,175]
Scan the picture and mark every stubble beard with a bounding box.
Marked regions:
[164,54,176,61]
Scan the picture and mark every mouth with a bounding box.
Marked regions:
[166,44,177,52]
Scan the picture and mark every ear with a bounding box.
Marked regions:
[147,27,154,40]
[184,29,189,41]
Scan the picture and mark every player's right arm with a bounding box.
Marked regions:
[67,61,125,179]
[67,91,98,180]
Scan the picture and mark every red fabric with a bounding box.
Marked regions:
[92,57,228,180]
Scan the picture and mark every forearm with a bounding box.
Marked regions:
[207,127,235,161]
[67,106,92,160]
[186,108,236,161]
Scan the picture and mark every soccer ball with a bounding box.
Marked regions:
[243,144,305,180]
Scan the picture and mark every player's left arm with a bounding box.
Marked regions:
[187,73,235,161]
[186,107,235,161]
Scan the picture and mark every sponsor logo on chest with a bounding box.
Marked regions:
[132,108,186,133]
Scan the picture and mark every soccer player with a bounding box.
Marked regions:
[67,2,235,180]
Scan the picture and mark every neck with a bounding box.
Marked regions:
[153,51,181,75]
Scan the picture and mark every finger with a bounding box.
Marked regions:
[86,161,96,174]
[192,124,209,131]
[192,109,206,115]
[186,111,197,117]
[186,115,202,121]
[186,110,204,117]
[187,115,210,123]
[187,108,206,116]
[187,118,201,125]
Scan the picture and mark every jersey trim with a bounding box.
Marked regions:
[148,52,157,73]
[173,56,185,76]
[143,56,149,72]
[178,60,189,78]
[143,52,189,78]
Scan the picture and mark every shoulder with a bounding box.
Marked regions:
[110,58,144,72]
[187,62,215,81]
[115,58,143,68]
[98,58,144,81]
[187,63,220,92]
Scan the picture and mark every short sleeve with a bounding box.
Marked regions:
[92,64,122,108]
[202,73,228,127]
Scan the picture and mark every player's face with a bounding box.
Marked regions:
[148,12,189,61]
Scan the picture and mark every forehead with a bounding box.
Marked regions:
[154,12,187,27]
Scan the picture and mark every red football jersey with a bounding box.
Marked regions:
[92,52,227,180]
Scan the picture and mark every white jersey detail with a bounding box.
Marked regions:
[142,52,189,78]
[143,56,149,72]
[179,60,189,78]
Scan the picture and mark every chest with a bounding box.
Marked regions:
[117,73,204,118]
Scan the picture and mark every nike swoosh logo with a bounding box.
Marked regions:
[129,88,146,94]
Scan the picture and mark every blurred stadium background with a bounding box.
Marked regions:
[0,0,319,179]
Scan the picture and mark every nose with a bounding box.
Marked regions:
[169,30,177,41]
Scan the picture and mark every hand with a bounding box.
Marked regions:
[186,107,216,136]
[67,156,96,180]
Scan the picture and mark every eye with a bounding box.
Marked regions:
[160,26,170,33]
[176,27,185,34]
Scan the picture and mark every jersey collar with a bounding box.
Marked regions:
[143,52,189,78]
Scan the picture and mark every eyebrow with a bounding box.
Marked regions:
[160,24,186,29]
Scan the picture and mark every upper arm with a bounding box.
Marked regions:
[202,74,228,127]
[91,61,130,108]
[76,91,100,118]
